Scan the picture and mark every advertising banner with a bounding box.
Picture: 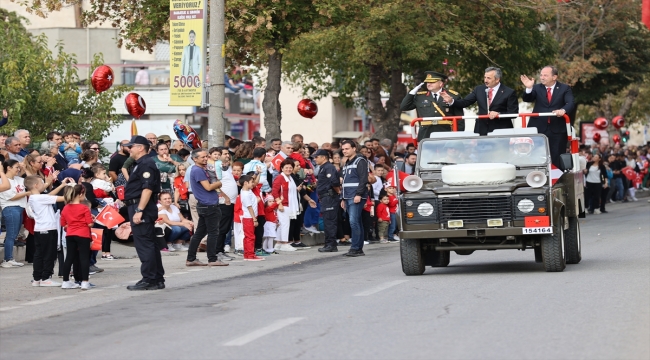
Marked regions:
[169,0,207,106]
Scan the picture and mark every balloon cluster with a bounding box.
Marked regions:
[91,64,148,119]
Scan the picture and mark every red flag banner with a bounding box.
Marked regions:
[95,206,126,229]
[272,153,285,172]
[90,228,103,251]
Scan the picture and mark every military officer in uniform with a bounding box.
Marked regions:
[400,71,464,141]
[123,135,164,291]
[314,149,341,253]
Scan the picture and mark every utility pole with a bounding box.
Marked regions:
[208,0,225,146]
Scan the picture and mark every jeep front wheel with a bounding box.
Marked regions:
[564,216,582,264]
[400,238,425,275]
[541,216,566,272]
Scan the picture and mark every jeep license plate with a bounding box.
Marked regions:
[522,227,553,234]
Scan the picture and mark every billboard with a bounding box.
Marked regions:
[169,0,207,106]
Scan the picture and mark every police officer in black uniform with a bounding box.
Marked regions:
[314,149,341,252]
[400,71,464,141]
[123,136,164,291]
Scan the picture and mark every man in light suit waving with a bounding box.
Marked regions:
[521,66,575,167]
[181,30,201,76]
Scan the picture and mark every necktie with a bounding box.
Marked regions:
[433,93,438,102]
[488,88,493,107]
[546,87,552,103]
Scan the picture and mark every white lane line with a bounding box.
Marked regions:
[223,317,305,346]
[23,295,75,306]
[170,272,190,275]
[0,307,21,312]
[186,269,204,272]
[354,280,409,297]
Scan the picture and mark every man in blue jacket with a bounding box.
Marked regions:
[521,66,576,167]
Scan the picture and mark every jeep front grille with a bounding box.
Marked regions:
[438,196,512,223]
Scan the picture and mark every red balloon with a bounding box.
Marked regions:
[297,99,318,119]
[593,117,608,130]
[611,133,621,144]
[124,93,146,119]
[91,65,114,93]
[592,132,601,143]
[612,115,625,129]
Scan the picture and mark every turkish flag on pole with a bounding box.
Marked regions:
[386,170,410,192]
[641,0,650,29]
[95,206,126,229]
[90,229,103,251]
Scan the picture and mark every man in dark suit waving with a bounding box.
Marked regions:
[441,67,519,135]
[520,65,575,167]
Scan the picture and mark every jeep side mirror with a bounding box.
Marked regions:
[558,153,573,171]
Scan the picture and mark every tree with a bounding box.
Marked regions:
[543,0,650,105]
[285,0,557,141]
[0,8,128,143]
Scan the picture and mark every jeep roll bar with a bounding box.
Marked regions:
[408,112,579,171]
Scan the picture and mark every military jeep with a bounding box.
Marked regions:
[398,128,585,275]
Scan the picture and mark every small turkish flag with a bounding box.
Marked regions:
[525,216,550,227]
[95,206,125,229]
[90,228,103,251]
[272,153,285,172]
[116,186,125,200]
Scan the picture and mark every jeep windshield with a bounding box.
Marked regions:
[418,135,549,170]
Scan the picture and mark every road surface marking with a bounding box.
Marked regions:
[170,272,190,275]
[186,269,204,272]
[354,280,409,297]
[223,317,305,346]
[23,295,75,306]
[0,307,21,312]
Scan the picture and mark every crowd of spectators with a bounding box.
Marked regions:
[0,108,648,284]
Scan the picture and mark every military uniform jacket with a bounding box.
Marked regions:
[124,155,161,202]
[401,89,464,131]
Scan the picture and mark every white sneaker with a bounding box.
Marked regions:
[594,209,601,214]
[31,280,41,287]
[167,244,176,252]
[2,259,24,267]
[80,281,91,290]
[173,244,182,251]
[363,241,369,245]
[632,197,638,202]
[61,281,80,289]
[180,245,189,251]
[393,234,401,241]
[224,245,231,253]
[40,278,62,287]
[279,244,297,252]
[304,225,320,234]
[274,243,282,250]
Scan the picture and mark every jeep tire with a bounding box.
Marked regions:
[564,216,582,264]
[429,250,450,267]
[400,238,425,275]
[541,216,566,272]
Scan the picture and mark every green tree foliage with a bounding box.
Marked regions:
[544,0,650,105]
[284,0,557,140]
[0,9,128,143]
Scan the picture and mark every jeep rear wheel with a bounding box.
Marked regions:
[564,216,582,264]
[541,216,566,272]
[400,239,425,275]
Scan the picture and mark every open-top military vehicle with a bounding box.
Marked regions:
[398,113,584,275]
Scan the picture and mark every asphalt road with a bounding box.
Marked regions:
[0,201,648,360]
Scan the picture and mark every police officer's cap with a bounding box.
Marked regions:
[423,71,447,83]
[313,149,330,158]
[124,135,149,147]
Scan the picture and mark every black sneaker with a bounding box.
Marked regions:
[318,246,338,253]
[293,242,311,249]
[344,249,365,257]
[127,281,160,291]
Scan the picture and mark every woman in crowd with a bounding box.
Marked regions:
[154,142,179,193]
[374,145,392,168]
[272,159,300,252]
[287,159,312,247]
[584,153,608,214]
[233,141,254,165]
[23,154,46,180]
[332,151,342,172]
[157,192,193,251]
[0,160,28,267]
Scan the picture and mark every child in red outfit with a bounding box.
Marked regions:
[263,194,279,253]
[386,185,400,242]
[239,175,264,261]
[376,194,391,243]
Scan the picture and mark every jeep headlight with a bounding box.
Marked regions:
[517,199,535,213]
[417,202,434,216]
